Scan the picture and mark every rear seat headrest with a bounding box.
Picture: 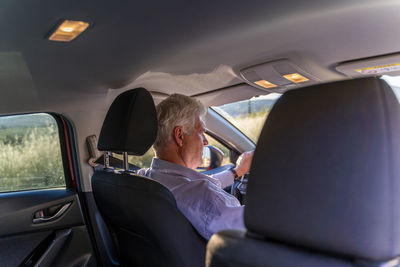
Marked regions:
[245,77,400,261]
[98,87,157,155]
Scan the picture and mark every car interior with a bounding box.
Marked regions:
[1,0,400,266]
[207,77,400,267]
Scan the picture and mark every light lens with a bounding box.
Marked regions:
[61,27,73,32]
[283,73,309,83]
[254,79,277,88]
[49,20,89,42]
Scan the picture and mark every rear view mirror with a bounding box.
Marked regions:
[200,145,224,170]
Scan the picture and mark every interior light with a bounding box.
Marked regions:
[48,20,89,42]
[283,73,309,83]
[254,80,277,88]
[61,27,73,33]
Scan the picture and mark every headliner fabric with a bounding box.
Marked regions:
[98,88,157,155]
[245,77,400,261]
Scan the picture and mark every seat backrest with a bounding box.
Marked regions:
[206,77,400,267]
[92,88,206,267]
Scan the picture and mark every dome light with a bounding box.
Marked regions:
[48,20,89,42]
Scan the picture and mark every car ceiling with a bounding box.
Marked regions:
[1,0,400,115]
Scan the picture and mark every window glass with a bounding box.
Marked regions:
[197,134,231,170]
[117,134,231,170]
[381,75,400,101]
[0,113,65,192]
[128,149,155,169]
[205,134,231,165]
[112,149,154,169]
[211,93,282,143]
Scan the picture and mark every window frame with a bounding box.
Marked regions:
[0,112,78,193]
[205,130,241,164]
[209,106,257,146]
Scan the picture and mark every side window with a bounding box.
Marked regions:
[121,133,231,170]
[0,113,66,192]
[199,133,232,169]
[115,130,232,170]
[112,149,155,169]
[128,149,155,169]
[205,134,231,165]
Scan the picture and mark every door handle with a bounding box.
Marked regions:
[33,202,72,224]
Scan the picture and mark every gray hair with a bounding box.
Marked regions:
[153,94,206,151]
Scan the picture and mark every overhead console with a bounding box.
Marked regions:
[240,59,321,93]
[336,53,400,78]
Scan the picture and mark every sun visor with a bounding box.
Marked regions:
[240,59,318,93]
[336,54,400,77]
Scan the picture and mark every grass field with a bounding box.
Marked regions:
[0,123,65,192]
[232,109,269,143]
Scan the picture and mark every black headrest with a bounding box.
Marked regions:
[98,88,157,155]
[245,77,400,261]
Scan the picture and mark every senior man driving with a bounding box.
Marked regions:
[138,94,253,240]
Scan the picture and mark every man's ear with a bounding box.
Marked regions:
[173,126,184,147]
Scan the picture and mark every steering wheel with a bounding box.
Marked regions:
[231,173,249,204]
[202,164,248,204]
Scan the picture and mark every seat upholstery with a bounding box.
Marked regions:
[206,77,400,266]
[92,88,206,267]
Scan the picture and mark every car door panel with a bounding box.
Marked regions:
[0,230,52,266]
[0,189,95,267]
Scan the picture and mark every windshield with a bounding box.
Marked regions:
[212,76,400,144]
[211,93,282,143]
[381,75,400,101]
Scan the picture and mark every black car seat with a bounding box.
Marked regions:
[206,77,400,267]
[91,88,206,267]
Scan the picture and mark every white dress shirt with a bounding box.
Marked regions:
[138,158,245,240]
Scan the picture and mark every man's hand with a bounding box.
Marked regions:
[234,150,254,177]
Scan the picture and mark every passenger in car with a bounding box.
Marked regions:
[138,94,253,240]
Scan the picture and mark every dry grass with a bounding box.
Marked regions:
[0,125,65,192]
[232,110,269,143]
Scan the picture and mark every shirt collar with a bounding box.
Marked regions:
[150,158,208,181]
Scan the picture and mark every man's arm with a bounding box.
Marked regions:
[211,150,254,188]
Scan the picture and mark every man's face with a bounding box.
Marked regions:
[181,115,208,169]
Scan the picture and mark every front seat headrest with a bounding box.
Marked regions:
[97,88,157,155]
[245,77,400,261]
